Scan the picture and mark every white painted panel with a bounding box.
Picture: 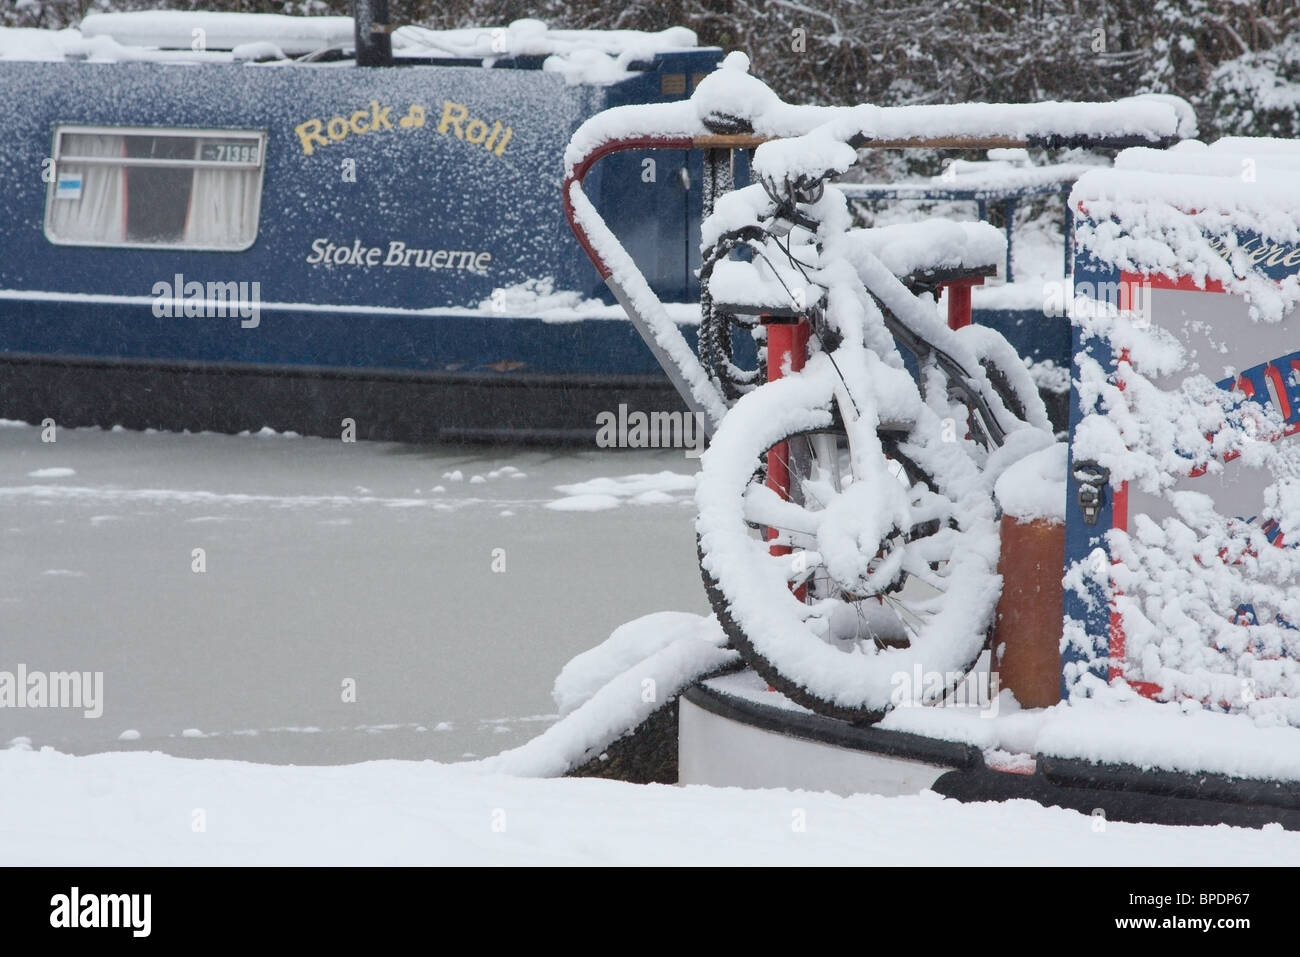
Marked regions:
[678,697,950,797]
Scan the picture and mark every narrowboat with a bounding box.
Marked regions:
[0,11,721,442]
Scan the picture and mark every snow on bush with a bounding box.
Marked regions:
[1205,34,1300,141]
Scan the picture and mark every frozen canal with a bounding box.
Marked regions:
[0,422,708,763]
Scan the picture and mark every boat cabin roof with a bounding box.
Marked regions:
[0,13,703,81]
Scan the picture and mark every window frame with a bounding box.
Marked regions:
[43,124,268,253]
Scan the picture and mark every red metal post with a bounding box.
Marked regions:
[945,279,982,330]
[764,316,810,560]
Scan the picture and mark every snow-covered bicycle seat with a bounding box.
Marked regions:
[707,256,817,318]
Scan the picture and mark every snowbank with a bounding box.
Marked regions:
[6,745,1296,865]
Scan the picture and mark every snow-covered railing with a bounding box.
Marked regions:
[565,55,1194,172]
[563,52,1195,427]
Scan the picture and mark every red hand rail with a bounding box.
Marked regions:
[562,135,694,281]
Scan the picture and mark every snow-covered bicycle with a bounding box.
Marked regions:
[564,54,1192,721]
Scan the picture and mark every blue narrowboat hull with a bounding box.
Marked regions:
[0,299,696,442]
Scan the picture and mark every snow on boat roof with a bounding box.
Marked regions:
[79,11,354,56]
[1114,137,1300,175]
[0,13,700,80]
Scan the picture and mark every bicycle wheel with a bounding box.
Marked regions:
[695,354,1003,722]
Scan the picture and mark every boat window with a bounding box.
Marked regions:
[44,126,266,251]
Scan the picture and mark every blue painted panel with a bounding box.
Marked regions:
[972,308,1069,366]
[1062,247,1120,694]
[1207,230,1300,284]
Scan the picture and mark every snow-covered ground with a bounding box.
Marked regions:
[0,421,704,763]
[6,745,1299,865]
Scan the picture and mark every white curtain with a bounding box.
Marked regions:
[47,134,125,244]
[185,153,261,249]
